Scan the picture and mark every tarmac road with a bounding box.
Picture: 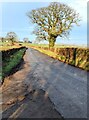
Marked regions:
[24,48,87,118]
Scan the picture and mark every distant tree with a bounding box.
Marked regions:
[0,37,5,42]
[23,38,29,43]
[6,32,18,44]
[27,2,80,48]
[23,38,32,43]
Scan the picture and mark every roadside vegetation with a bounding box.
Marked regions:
[36,47,89,71]
[1,47,26,83]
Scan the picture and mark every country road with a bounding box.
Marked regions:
[24,48,87,118]
[1,48,87,119]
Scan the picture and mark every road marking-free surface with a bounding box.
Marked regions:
[25,48,87,118]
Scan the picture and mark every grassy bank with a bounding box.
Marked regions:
[1,47,26,83]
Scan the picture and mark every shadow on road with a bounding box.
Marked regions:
[2,89,63,119]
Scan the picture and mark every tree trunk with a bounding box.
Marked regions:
[48,36,56,48]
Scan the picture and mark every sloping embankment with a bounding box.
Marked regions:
[1,47,27,84]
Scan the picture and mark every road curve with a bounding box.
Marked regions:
[24,48,87,118]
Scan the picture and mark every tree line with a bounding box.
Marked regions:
[0,32,32,45]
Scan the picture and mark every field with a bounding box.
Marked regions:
[22,43,87,48]
[0,42,22,51]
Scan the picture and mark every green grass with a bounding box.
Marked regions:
[21,43,87,49]
[2,48,26,80]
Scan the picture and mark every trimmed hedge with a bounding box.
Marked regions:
[34,46,89,71]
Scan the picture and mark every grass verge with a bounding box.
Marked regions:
[2,48,26,83]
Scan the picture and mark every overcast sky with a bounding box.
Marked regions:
[0,0,88,46]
